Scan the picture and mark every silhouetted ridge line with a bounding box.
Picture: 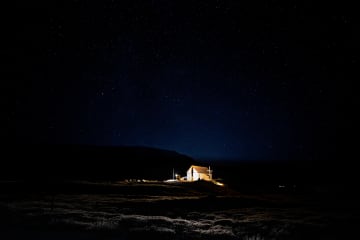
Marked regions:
[2,144,196,180]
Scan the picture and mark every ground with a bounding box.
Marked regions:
[0,181,359,239]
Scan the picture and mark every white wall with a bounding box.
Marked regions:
[187,169,192,181]
[187,167,211,181]
[193,170,200,181]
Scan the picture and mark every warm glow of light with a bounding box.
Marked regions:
[215,181,224,186]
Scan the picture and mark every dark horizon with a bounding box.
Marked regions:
[6,141,338,164]
[3,143,351,185]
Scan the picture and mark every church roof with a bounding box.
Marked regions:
[189,165,209,174]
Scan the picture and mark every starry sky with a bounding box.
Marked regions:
[12,1,355,161]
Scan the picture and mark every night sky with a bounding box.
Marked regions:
[11,1,355,161]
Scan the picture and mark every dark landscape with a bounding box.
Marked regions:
[7,0,356,239]
[1,180,358,240]
[1,145,359,239]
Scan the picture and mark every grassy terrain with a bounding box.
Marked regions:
[1,181,359,239]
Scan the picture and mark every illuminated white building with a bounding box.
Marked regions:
[186,165,212,181]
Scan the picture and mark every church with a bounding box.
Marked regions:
[186,165,212,181]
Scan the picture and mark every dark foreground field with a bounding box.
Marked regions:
[1,181,359,240]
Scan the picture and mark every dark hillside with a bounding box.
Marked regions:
[2,144,196,180]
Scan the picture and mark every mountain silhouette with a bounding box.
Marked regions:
[2,144,196,180]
